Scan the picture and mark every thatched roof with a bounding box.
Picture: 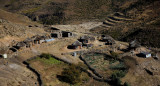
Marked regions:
[34,36,46,41]
[50,27,60,30]
[72,41,82,46]
[80,35,95,41]
[24,38,34,43]
[129,40,141,48]
[156,52,160,58]
[102,35,114,40]
[45,27,60,32]
[16,42,26,47]
[81,35,90,40]
[101,35,115,44]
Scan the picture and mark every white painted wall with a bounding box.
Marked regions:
[3,54,7,59]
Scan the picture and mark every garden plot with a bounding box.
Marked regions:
[83,53,127,78]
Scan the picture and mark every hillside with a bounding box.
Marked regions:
[0,0,119,24]
[1,0,160,47]
[0,0,160,86]
[90,0,160,48]
[0,9,45,47]
[0,0,159,24]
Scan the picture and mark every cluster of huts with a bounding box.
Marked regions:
[100,35,116,45]
[0,27,75,59]
[67,35,96,50]
[9,35,54,52]
[67,35,117,50]
[1,26,160,60]
[128,40,160,59]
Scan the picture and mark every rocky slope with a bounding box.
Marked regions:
[0,9,46,47]
[0,9,48,86]
[0,58,39,86]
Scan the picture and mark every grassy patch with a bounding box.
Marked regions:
[36,57,62,65]
[110,62,126,69]
[22,7,41,14]
[83,53,128,78]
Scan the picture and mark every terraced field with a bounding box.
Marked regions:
[83,53,127,78]
[90,12,133,33]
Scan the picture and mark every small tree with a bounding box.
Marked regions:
[61,64,82,84]
[115,77,122,86]
[110,73,122,86]
[124,82,130,86]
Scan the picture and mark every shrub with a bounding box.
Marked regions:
[60,64,82,84]
[110,51,119,59]
[124,82,130,86]
[110,70,128,86]
[40,53,52,59]
[110,74,122,86]
[114,70,126,78]
[38,53,61,65]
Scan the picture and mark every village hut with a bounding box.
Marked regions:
[45,27,60,33]
[24,38,34,48]
[101,35,115,45]
[155,52,160,60]
[62,31,73,37]
[15,42,26,50]
[129,40,141,49]
[79,35,95,44]
[51,32,62,38]
[0,48,8,58]
[34,36,46,44]
[67,41,82,49]
[9,47,17,52]
[137,52,151,58]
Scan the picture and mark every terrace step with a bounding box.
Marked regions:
[102,21,114,26]
[113,16,132,21]
[100,24,112,28]
[103,20,115,25]
[108,16,122,22]
[114,12,125,17]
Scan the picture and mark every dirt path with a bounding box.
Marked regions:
[52,22,103,35]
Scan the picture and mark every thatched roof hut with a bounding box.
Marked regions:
[68,41,82,49]
[72,41,82,46]
[15,42,26,49]
[80,35,95,43]
[45,27,60,33]
[101,35,115,44]
[129,40,141,49]
[156,52,160,60]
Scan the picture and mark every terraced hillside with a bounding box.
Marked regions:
[90,0,160,48]
[90,12,132,32]
[90,12,135,39]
